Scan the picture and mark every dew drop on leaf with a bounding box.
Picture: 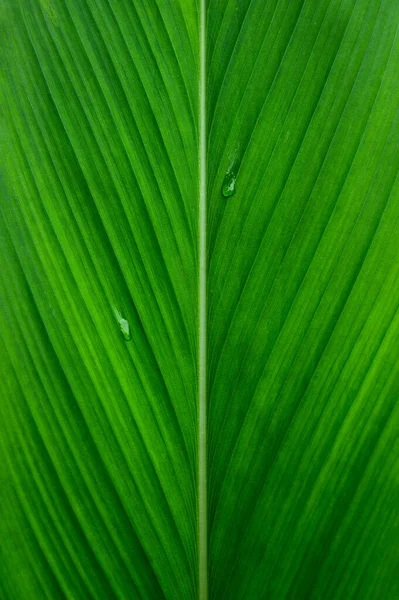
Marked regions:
[119,318,131,341]
[222,145,240,197]
[222,171,236,197]
[112,306,131,341]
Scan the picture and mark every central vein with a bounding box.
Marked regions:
[198,0,208,597]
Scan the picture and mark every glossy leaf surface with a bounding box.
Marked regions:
[1,1,398,598]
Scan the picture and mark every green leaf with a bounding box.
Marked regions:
[1,1,398,599]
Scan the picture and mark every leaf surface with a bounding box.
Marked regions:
[1,1,399,599]
[207,1,399,597]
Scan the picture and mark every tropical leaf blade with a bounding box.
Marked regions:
[1,1,399,599]
[207,1,399,598]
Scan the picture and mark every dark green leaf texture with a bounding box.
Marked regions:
[1,1,398,599]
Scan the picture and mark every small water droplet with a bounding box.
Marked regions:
[222,145,240,198]
[222,171,236,197]
[112,306,131,341]
[119,318,131,341]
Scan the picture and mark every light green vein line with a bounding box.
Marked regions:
[199,0,208,598]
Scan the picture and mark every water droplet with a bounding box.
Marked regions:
[222,145,240,198]
[222,171,236,197]
[112,307,131,341]
[119,318,131,341]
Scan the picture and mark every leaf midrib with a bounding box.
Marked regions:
[198,0,208,598]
